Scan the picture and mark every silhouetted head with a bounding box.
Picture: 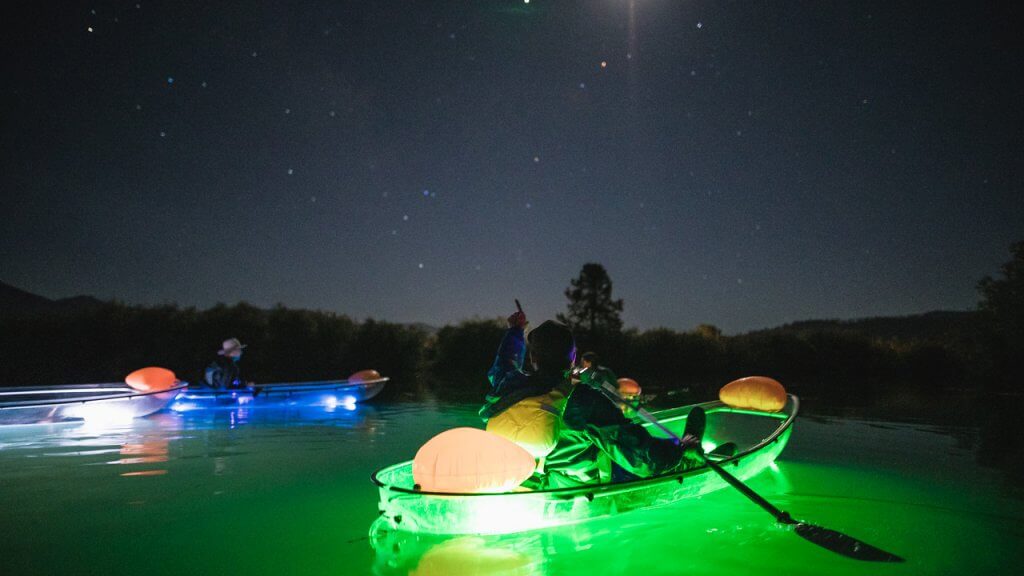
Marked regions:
[527,320,576,373]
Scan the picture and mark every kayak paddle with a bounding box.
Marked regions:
[597,383,904,563]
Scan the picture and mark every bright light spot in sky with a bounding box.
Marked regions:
[87,27,94,33]
[600,61,607,68]
[418,263,424,269]
[159,131,166,137]
[697,22,703,29]
[167,77,174,84]
[423,189,430,197]
[201,81,207,88]
[533,156,540,163]
[402,214,409,221]
[287,168,294,175]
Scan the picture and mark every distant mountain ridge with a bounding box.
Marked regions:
[750,310,984,343]
[0,281,105,314]
[1,280,981,341]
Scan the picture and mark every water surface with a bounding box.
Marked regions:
[0,399,1021,575]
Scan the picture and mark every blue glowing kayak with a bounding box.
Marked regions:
[371,395,798,535]
[0,382,188,426]
[170,376,388,411]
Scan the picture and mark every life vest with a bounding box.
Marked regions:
[485,389,567,459]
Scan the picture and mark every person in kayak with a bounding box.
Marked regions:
[480,311,705,488]
[204,337,248,389]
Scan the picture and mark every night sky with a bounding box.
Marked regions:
[2,1,1021,333]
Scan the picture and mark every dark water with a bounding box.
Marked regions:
[0,397,1021,575]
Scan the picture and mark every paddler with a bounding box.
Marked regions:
[481,307,706,489]
[204,337,249,389]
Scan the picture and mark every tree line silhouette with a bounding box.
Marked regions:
[1,243,1020,409]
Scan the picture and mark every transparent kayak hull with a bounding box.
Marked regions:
[0,383,187,426]
[170,377,388,411]
[371,395,798,535]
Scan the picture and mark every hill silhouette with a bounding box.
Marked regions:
[752,310,984,346]
[0,281,104,314]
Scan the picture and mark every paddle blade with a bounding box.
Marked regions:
[795,523,904,562]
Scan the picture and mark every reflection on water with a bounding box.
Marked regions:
[1,401,1022,575]
[370,451,1024,576]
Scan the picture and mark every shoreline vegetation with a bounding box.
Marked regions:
[0,295,992,397]
[0,241,1021,484]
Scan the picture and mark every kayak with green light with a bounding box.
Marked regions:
[370,395,798,535]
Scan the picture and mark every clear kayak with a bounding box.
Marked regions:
[170,376,388,411]
[0,382,187,426]
[370,395,798,535]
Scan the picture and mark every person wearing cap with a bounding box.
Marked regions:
[204,337,248,389]
[480,308,705,489]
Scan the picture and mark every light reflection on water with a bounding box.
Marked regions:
[0,401,1021,575]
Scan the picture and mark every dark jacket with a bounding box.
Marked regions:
[479,327,563,420]
[479,328,688,487]
[205,356,243,389]
[541,368,691,488]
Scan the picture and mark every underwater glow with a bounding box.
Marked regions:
[69,402,138,426]
[375,400,797,535]
[169,400,201,412]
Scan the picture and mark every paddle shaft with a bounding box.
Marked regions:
[589,374,904,561]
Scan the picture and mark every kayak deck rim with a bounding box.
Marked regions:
[0,382,188,410]
[370,394,799,497]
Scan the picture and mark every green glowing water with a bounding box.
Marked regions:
[0,401,1020,575]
